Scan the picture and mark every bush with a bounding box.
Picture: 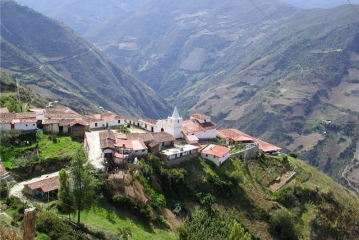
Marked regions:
[289,152,298,158]
[269,211,299,240]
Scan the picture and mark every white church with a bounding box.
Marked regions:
[128,107,217,140]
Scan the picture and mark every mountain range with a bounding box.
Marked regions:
[3,0,359,184]
[0,0,170,118]
[81,0,359,181]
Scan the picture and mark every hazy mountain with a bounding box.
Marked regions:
[1,0,171,118]
[282,0,359,9]
[83,0,359,182]
[15,0,149,34]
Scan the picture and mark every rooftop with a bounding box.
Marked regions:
[201,144,231,158]
[25,176,59,193]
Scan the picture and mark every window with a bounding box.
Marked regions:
[26,124,28,127]
[178,120,179,123]
[118,120,121,124]
[95,123,98,127]
[33,124,35,126]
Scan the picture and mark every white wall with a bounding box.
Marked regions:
[90,119,123,129]
[192,129,217,139]
[0,123,11,131]
[15,122,37,131]
[201,152,230,166]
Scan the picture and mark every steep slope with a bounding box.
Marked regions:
[0,71,49,109]
[84,0,359,183]
[0,0,171,118]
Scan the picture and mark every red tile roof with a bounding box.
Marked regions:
[201,144,231,158]
[99,130,116,149]
[217,129,281,153]
[25,176,59,193]
[84,112,123,122]
[115,139,133,149]
[182,119,216,134]
[217,129,254,142]
[0,112,36,123]
[69,119,87,126]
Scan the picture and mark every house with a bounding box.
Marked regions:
[217,129,281,154]
[126,132,175,154]
[23,175,59,199]
[113,138,148,165]
[160,144,199,166]
[99,130,116,159]
[83,112,124,130]
[201,144,231,166]
[182,114,217,139]
[184,134,199,146]
[0,112,37,132]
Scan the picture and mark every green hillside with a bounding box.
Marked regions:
[0,0,171,118]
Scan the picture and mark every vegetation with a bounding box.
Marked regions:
[68,148,99,224]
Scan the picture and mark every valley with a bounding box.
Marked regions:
[1,1,359,238]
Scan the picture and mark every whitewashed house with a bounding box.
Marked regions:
[182,114,217,139]
[201,144,231,166]
[160,144,199,166]
[0,112,37,132]
[84,112,124,130]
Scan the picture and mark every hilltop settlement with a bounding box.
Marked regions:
[1,106,280,168]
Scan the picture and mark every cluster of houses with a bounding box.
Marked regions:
[0,106,281,169]
[1,106,281,199]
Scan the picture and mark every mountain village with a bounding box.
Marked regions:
[0,106,282,202]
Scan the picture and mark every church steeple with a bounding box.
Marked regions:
[171,106,180,119]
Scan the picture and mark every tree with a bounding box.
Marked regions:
[229,219,252,240]
[58,169,75,220]
[70,148,98,224]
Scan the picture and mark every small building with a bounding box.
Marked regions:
[184,134,200,146]
[23,175,59,199]
[182,114,217,139]
[201,144,231,166]
[160,144,199,166]
[83,112,124,130]
[217,129,281,154]
[0,112,37,132]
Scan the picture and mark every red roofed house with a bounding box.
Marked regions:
[217,129,281,154]
[182,113,217,139]
[83,112,124,130]
[0,112,37,132]
[24,175,59,199]
[201,144,231,166]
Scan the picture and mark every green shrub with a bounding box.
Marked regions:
[269,211,299,240]
[289,152,298,158]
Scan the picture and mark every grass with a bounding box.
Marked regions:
[38,133,82,160]
[80,205,176,240]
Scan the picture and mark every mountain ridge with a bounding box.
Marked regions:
[0,0,171,118]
